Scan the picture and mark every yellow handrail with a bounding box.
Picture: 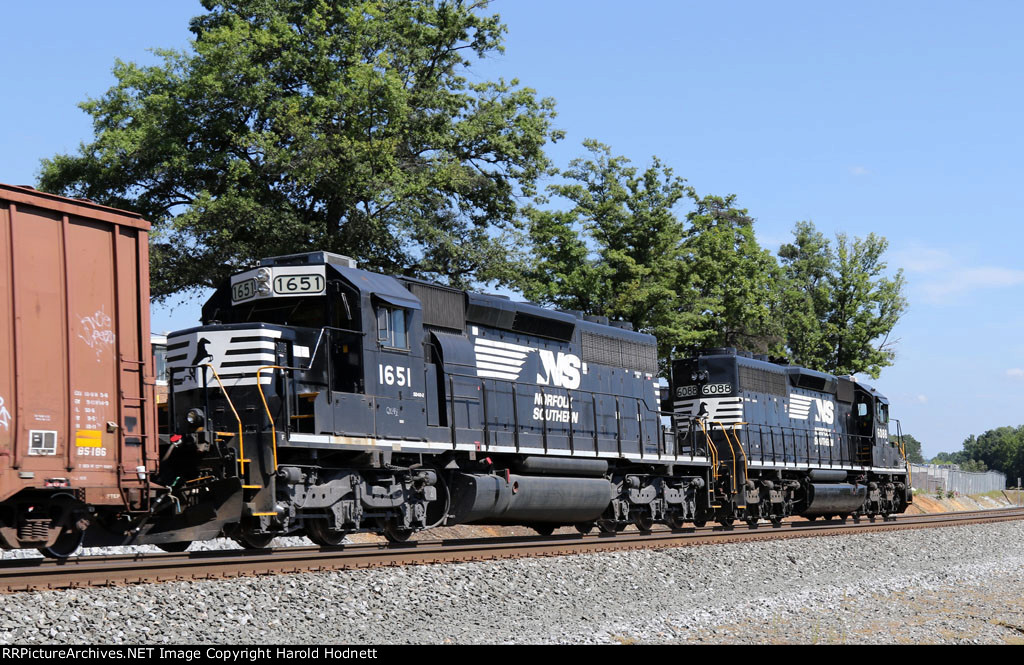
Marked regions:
[199,364,246,477]
[729,422,750,485]
[715,421,739,495]
[897,435,912,489]
[255,365,286,472]
[695,418,719,480]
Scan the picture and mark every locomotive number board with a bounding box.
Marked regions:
[230,266,328,303]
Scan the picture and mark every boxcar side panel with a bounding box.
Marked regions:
[65,217,121,491]
[0,205,12,463]
[10,204,70,484]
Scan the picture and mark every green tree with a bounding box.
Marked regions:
[523,141,782,367]
[959,459,989,473]
[679,192,783,356]
[931,451,968,465]
[779,221,907,378]
[962,427,1024,482]
[39,0,562,299]
[899,433,925,464]
[522,140,696,365]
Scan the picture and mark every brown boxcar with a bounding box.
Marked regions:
[0,184,157,554]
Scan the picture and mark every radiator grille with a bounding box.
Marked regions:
[583,332,658,374]
[739,365,788,396]
[405,282,465,332]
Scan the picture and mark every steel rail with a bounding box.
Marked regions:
[2,508,1023,594]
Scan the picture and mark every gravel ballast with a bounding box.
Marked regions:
[2,520,1024,644]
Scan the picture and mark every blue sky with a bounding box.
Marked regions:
[2,1,1022,458]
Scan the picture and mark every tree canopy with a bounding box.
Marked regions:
[37,2,911,381]
[521,140,695,366]
[522,141,782,369]
[931,426,1024,481]
[900,433,925,464]
[779,221,907,378]
[39,0,562,299]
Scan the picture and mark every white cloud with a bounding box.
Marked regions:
[849,166,871,176]
[1008,369,1024,378]
[916,394,929,404]
[893,245,1024,304]
[921,267,1024,303]
[892,247,955,274]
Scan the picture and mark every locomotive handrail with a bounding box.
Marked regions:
[729,422,750,484]
[243,358,711,465]
[696,419,720,480]
[893,418,911,487]
[166,364,247,477]
[443,369,707,462]
[733,422,881,470]
[198,364,246,478]
[256,365,293,472]
[714,421,740,495]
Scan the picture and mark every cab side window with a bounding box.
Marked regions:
[377,306,409,350]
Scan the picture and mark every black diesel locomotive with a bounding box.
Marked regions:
[142,251,909,549]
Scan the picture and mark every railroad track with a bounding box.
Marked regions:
[2,508,1023,594]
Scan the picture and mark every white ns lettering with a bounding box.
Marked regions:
[814,399,835,425]
[536,351,581,390]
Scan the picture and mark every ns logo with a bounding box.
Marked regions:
[536,350,582,390]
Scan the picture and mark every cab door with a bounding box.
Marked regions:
[371,303,426,441]
[851,387,875,467]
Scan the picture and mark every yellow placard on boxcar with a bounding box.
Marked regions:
[75,429,103,447]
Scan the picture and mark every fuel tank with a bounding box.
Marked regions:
[449,473,614,524]
[802,482,867,517]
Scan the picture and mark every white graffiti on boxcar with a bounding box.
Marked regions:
[78,306,116,362]
[0,395,10,431]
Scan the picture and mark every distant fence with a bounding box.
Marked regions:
[910,464,1006,495]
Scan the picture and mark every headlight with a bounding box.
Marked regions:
[256,267,272,283]
[186,408,206,428]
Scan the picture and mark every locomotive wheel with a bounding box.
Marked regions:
[596,519,619,534]
[692,518,708,528]
[381,519,414,543]
[745,517,759,528]
[666,514,686,530]
[575,522,595,535]
[156,541,192,553]
[633,514,654,532]
[234,532,275,550]
[38,526,84,560]
[770,516,783,528]
[306,519,348,547]
[532,524,557,537]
